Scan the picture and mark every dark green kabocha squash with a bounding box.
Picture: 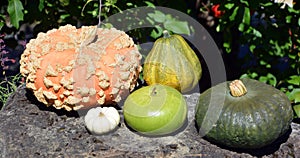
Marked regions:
[195,78,293,149]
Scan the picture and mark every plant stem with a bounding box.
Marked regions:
[97,0,102,28]
[151,87,157,96]
[163,30,171,38]
[4,74,9,93]
[229,80,247,97]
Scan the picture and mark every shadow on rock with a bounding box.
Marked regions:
[199,126,292,157]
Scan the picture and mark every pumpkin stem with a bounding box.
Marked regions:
[99,111,105,117]
[151,87,157,96]
[163,30,171,38]
[229,80,247,97]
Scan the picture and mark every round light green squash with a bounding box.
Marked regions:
[123,84,187,136]
[195,78,293,149]
[143,30,202,93]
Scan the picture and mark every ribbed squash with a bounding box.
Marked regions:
[143,30,202,93]
[195,78,293,149]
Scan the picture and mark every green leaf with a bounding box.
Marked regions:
[286,15,292,23]
[242,7,250,26]
[144,1,155,8]
[266,73,277,86]
[250,72,258,78]
[216,24,221,32]
[150,26,163,39]
[187,9,191,14]
[289,88,300,103]
[146,16,155,25]
[259,60,267,66]
[298,17,300,26]
[259,73,277,86]
[163,20,190,35]
[293,104,300,118]
[101,23,113,29]
[238,23,245,32]
[252,28,262,38]
[60,14,70,20]
[147,10,166,23]
[7,0,24,29]
[126,2,133,6]
[223,42,230,48]
[38,0,44,11]
[229,7,239,21]
[288,85,294,90]
[288,7,300,14]
[107,0,117,5]
[240,72,258,79]
[240,0,249,6]
[223,29,232,53]
[0,22,4,30]
[59,0,70,7]
[224,3,235,10]
[240,73,250,79]
[249,44,256,52]
[287,75,300,86]
[260,2,274,7]
[165,14,173,21]
[238,7,250,32]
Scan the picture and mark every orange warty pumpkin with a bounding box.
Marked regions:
[20,25,142,111]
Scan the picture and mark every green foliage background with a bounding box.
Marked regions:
[212,0,300,117]
[0,0,299,117]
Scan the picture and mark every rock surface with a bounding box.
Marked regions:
[0,84,300,157]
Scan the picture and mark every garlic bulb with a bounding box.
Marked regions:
[84,107,120,135]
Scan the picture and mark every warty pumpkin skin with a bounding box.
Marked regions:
[20,25,142,111]
[143,30,202,93]
[195,78,293,149]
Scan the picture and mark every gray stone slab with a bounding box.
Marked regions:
[0,84,299,157]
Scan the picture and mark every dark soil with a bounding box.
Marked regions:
[0,84,299,158]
